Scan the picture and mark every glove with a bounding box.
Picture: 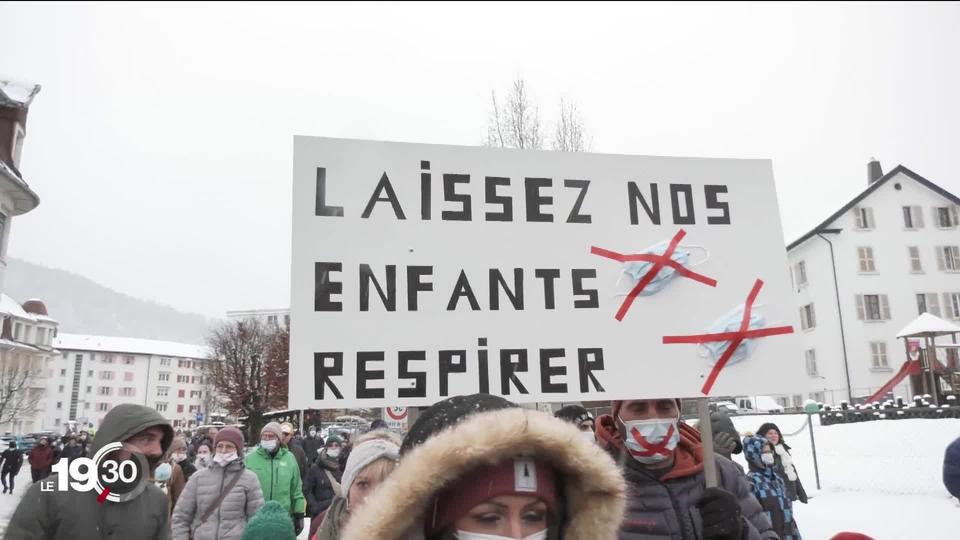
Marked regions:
[712,432,738,456]
[696,487,743,540]
[293,513,304,535]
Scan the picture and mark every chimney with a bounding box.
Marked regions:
[868,158,883,185]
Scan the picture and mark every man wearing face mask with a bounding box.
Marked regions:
[554,405,597,444]
[7,403,175,539]
[245,422,307,537]
[596,399,776,540]
[303,426,325,463]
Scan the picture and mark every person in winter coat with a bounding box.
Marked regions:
[7,403,175,539]
[0,440,23,494]
[171,437,198,481]
[595,399,778,540]
[554,404,597,443]
[57,435,85,465]
[171,427,265,540]
[194,442,213,470]
[280,422,308,480]
[304,435,344,522]
[944,435,960,500]
[710,411,743,462]
[303,427,325,462]
[757,423,808,504]
[245,422,307,536]
[27,436,54,483]
[343,393,626,540]
[743,436,802,540]
[241,500,297,540]
[167,437,196,516]
[309,430,401,540]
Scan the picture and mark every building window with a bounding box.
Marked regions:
[157,386,169,397]
[119,387,135,397]
[178,359,191,368]
[854,206,875,230]
[122,356,135,365]
[58,385,64,393]
[99,371,114,381]
[936,246,960,272]
[176,375,190,384]
[944,292,960,320]
[97,403,110,412]
[903,206,924,229]
[158,372,170,382]
[191,376,200,384]
[60,369,66,376]
[102,355,114,364]
[56,401,62,410]
[177,404,184,413]
[871,342,889,369]
[856,294,890,321]
[805,349,818,376]
[85,386,92,394]
[84,402,90,410]
[13,323,21,341]
[98,387,112,396]
[189,405,200,413]
[917,293,942,317]
[190,390,202,399]
[935,206,959,228]
[794,261,807,288]
[156,402,168,412]
[160,357,171,367]
[284,314,290,328]
[908,246,923,273]
[178,389,186,398]
[809,391,825,403]
[800,303,816,330]
[124,372,134,382]
[857,247,876,273]
[87,370,93,378]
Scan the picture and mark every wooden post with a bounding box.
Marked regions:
[928,336,941,406]
[697,398,719,488]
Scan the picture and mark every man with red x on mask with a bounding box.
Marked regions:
[596,399,777,540]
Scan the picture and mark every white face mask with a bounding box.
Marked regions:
[260,439,278,452]
[154,462,172,482]
[761,453,776,465]
[327,447,341,458]
[196,454,211,467]
[579,430,596,443]
[620,416,680,465]
[214,452,239,466]
[455,529,548,540]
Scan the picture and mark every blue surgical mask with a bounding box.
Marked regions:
[700,304,767,366]
[154,462,172,482]
[620,240,692,296]
[260,440,278,452]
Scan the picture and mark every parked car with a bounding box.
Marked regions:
[0,435,38,454]
[715,401,740,414]
[734,396,785,414]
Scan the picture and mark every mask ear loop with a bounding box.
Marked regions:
[682,244,710,267]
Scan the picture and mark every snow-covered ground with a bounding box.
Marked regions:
[725,414,960,539]
[0,417,957,539]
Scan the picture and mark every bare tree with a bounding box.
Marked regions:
[0,355,41,428]
[204,319,288,439]
[552,98,589,152]
[486,77,543,150]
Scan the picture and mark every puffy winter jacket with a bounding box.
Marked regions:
[171,458,264,540]
[6,403,175,540]
[596,415,777,540]
[304,452,341,518]
[743,436,802,540]
[28,445,54,470]
[245,446,307,516]
[944,435,960,499]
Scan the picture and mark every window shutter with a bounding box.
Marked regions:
[809,303,816,327]
[945,293,956,319]
[856,295,865,320]
[914,206,924,228]
[867,208,875,228]
[937,247,946,270]
[853,206,861,228]
[953,206,960,227]
[881,295,891,320]
[799,308,805,329]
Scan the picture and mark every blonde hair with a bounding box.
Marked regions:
[355,457,398,483]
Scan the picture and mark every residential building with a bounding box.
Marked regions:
[787,160,960,404]
[48,333,214,430]
[0,297,59,434]
[226,308,289,330]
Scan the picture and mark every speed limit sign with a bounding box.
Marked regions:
[385,407,407,421]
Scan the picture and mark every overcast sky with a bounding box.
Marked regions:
[2,2,958,318]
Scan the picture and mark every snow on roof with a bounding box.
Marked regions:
[896,312,960,338]
[54,333,209,359]
[0,294,35,321]
[0,79,41,108]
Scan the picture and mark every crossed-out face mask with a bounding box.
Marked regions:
[620,416,681,465]
[455,529,548,540]
[699,303,767,367]
[616,240,709,297]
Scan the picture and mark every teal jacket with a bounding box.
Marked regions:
[245,446,307,516]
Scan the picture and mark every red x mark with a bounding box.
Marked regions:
[627,423,676,458]
[591,229,717,321]
[662,279,794,395]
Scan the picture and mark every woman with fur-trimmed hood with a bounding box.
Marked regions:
[342,394,626,540]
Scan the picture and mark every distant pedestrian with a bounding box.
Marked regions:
[303,427,324,462]
[368,418,388,432]
[280,422,308,480]
[28,436,54,482]
[58,435,85,465]
[944,435,960,500]
[757,422,808,503]
[194,442,213,470]
[554,404,596,442]
[0,440,23,493]
[743,436,802,540]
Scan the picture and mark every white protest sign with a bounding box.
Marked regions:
[290,137,802,408]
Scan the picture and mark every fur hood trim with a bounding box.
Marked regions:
[343,407,626,540]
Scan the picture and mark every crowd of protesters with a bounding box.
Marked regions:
[1,396,898,540]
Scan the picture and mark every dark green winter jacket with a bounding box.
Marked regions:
[5,403,174,540]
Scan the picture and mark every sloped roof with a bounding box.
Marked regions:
[787,165,960,251]
[896,312,960,338]
[54,333,209,359]
[0,79,41,108]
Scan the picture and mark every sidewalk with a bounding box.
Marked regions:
[0,468,35,538]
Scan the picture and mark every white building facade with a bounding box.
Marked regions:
[48,334,214,431]
[0,297,59,434]
[787,163,960,404]
[226,308,289,331]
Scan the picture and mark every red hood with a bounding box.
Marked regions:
[595,414,705,480]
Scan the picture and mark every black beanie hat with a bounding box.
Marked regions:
[554,405,593,425]
[400,393,518,455]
